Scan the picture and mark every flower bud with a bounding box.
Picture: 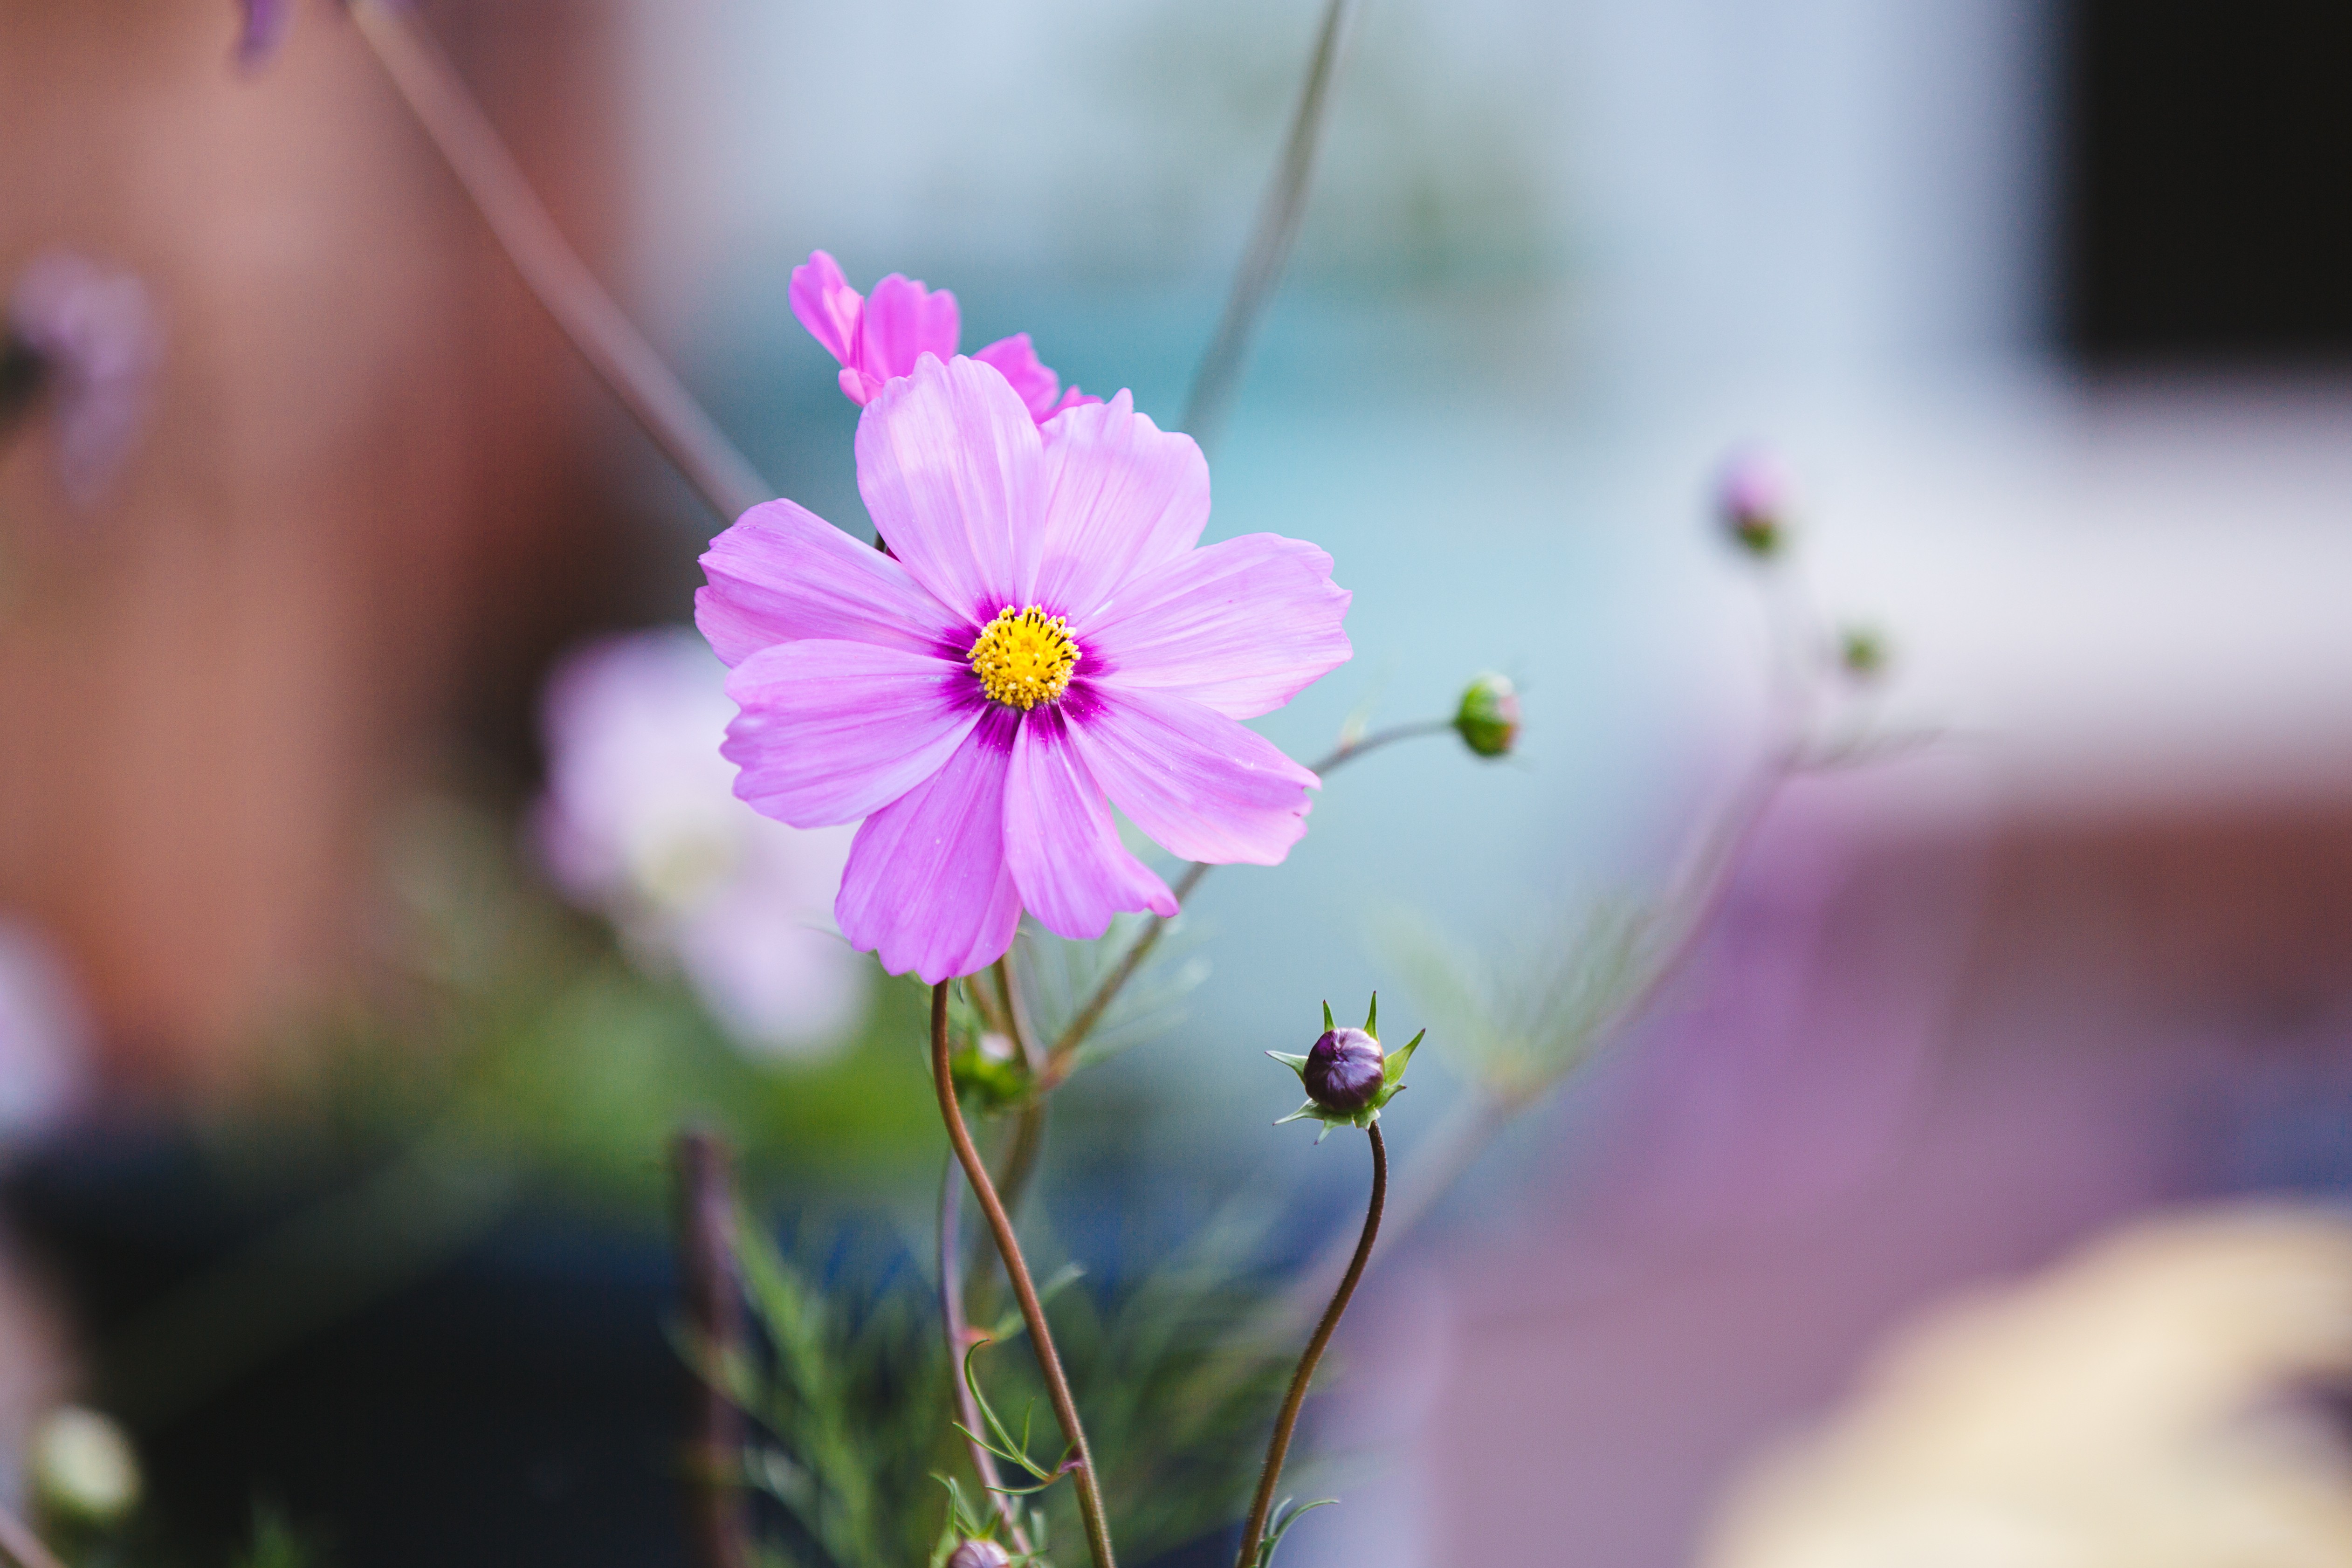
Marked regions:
[31,1406,140,1528]
[1717,450,1789,559]
[1838,625,1887,679]
[1453,673,1520,760]
[947,1540,1013,1568]
[1305,1026,1384,1113]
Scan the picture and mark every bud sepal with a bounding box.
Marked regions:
[1270,995,1422,1142]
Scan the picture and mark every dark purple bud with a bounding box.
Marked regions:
[1304,1027,1384,1113]
[946,1540,1012,1568]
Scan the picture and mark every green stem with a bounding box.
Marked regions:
[1236,1123,1386,1568]
[931,984,1117,1568]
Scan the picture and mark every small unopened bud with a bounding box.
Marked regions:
[947,1539,1013,1568]
[1838,625,1887,679]
[1453,673,1520,759]
[1717,450,1789,559]
[1305,1027,1384,1113]
[31,1405,141,1527]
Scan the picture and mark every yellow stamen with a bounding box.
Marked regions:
[968,605,1079,709]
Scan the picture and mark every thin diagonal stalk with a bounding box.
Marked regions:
[1183,0,1361,452]
[0,1506,64,1568]
[1045,717,1448,1076]
[349,0,771,522]
[939,1155,1033,1557]
[1236,1123,1386,1568]
[673,1129,751,1568]
[930,983,1117,1568]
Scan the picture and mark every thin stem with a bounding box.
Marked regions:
[939,1155,1034,1556]
[1045,718,1447,1078]
[1183,0,1361,453]
[1236,1123,1386,1568]
[930,983,1118,1568]
[348,0,771,523]
[672,1129,751,1568]
[0,1504,65,1568]
[1305,717,1452,777]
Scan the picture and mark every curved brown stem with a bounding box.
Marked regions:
[349,0,771,522]
[1236,1122,1386,1568]
[939,1156,1033,1556]
[931,984,1117,1568]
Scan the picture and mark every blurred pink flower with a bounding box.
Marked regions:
[790,250,1098,424]
[6,253,160,511]
[534,629,867,1058]
[234,0,294,67]
[698,353,1351,984]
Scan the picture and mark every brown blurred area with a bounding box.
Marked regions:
[0,1,642,1093]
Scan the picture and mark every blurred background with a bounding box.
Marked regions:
[3,1,2352,1566]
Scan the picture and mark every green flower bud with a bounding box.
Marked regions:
[31,1406,140,1528]
[1454,673,1520,759]
[1839,625,1888,679]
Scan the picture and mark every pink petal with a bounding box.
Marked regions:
[1043,385,1103,420]
[840,365,880,406]
[1062,683,1318,866]
[855,354,1040,625]
[973,332,1072,424]
[1029,392,1209,622]
[723,640,983,827]
[696,497,972,666]
[1003,708,1176,940]
[1080,532,1352,719]
[835,708,1024,983]
[857,274,962,385]
[789,250,862,368]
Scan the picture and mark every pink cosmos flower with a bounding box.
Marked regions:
[790,250,1099,425]
[697,352,1351,985]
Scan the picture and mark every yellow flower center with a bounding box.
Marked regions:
[968,605,1080,709]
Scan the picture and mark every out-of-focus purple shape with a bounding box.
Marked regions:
[234,0,296,68]
[0,918,89,1139]
[533,628,868,1059]
[1716,447,1792,557]
[6,252,160,511]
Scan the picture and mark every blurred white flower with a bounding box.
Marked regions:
[0,918,86,1137]
[1702,1204,2352,1568]
[533,628,867,1059]
[30,1405,140,1527]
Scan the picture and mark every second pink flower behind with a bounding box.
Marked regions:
[699,353,1352,983]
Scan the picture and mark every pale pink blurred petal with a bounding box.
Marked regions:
[1028,391,1210,620]
[835,709,1024,983]
[534,629,868,1057]
[788,249,862,366]
[854,354,1038,623]
[1064,684,1318,865]
[723,640,982,828]
[695,497,970,666]
[1003,708,1175,940]
[1084,532,1352,719]
[7,252,160,511]
[858,273,961,385]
